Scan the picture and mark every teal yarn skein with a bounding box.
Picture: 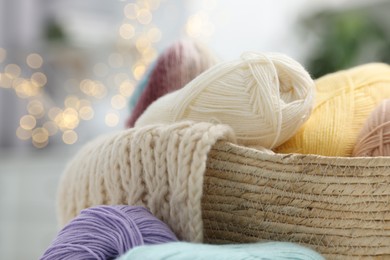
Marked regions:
[117,242,325,260]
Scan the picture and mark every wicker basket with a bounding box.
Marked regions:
[203,141,390,259]
[58,122,390,259]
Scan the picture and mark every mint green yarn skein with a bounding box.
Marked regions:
[117,242,324,260]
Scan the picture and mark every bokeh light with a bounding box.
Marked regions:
[26,53,43,69]
[137,8,152,24]
[124,3,139,19]
[62,130,78,144]
[5,64,21,78]
[111,94,127,110]
[16,127,32,140]
[31,72,47,87]
[0,73,13,88]
[20,115,37,130]
[32,127,49,148]
[119,80,135,97]
[27,100,45,118]
[119,23,135,39]
[79,106,94,120]
[64,95,80,109]
[105,112,120,127]
[147,27,162,43]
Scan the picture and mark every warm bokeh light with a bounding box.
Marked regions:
[48,107,62,121]
[31,72,47,87]
[124,3,139,19]
[32,127,49,147]
[20,115,37,130]
[137,8,152,24]
[14,79,40,98]
[32,139,49,149]
[3,0,165,148]
[62,108,79,129]
[79,106,94,120]
[78,99,92,109]
[5,64,21,78]
[136,36,151,52]
[147,27,162,43]
[54,108,79,130]
[140,47,157,63]
[62,130,78,144]
[80,79,107,99]
[119,23,135,39]
[16,126,32,140]
[111,94,127,110]
[0,73,13,88]
[105,112,120,127]
[27,100,45,118]
[26,53,43,69]
[133,64,146,80]
[119,80,135,97]
[64,95,80,109]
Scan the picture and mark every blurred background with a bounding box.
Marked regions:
[0,0,388,258]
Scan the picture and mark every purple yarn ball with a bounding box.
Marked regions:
[40,205,178,260]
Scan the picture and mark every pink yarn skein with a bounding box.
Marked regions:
[353,99,390,156]
[126,39,217,128]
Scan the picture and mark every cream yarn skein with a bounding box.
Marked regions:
[135,52,315,148]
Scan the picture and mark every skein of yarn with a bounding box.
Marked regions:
[41,205,177,260]
[353,99,390,156]
[126,38,218,128]
[276,63,390,156]
[117,242,325,260]
[135,52,315,149]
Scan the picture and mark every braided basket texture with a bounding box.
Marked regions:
[203,142,390,259]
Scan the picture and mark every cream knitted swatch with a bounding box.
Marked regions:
[57,121,236,242]
[135,52,315,149]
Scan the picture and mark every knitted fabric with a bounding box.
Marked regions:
[57,121,236,242]
[126,39,217,128]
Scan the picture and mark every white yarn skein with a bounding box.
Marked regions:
[135,52,315,149]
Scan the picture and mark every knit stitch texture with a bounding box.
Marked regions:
[57,122,236,242]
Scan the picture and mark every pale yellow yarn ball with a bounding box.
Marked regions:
[135,52,315,149]
[276,63,390,156]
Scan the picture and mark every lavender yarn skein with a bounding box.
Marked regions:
[40,205,178,260]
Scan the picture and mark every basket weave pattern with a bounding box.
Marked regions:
[203,142,390,259]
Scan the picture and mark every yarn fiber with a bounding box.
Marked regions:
[126,39,217,128]
[41,205,177,260]
[135,52,315,149]
[276,63,390,156]
[57,122,236,242]
[128,62,155,112]
[353,99,390,156]
[117,242,325,260]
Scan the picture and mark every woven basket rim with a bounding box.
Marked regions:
[212,141,390,167]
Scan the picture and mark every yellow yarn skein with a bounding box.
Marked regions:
[276,63,390,156]
[135,52,315,149]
